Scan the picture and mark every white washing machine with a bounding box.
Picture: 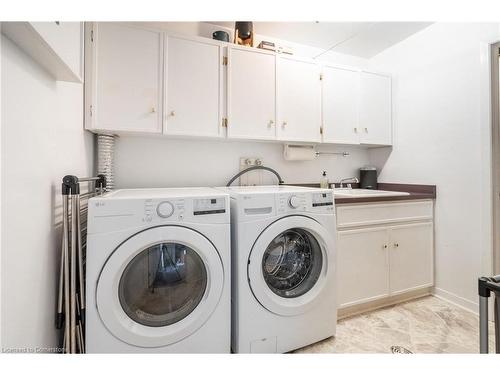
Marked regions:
[218,186,337,353]
[86,188,230,353]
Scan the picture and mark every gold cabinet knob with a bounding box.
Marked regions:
[364,127,368,132]
[151,107,156,113]
[268,120,274,127]
[354,127,358,133]
[282,121,287,127]
[169,110,175,117]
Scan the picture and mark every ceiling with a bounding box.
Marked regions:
[207,22,431,58]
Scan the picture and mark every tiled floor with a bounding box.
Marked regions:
[295,296,497,353]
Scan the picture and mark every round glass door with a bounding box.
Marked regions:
[262,228,323,299]
[119,242,207,327]
[96,225,224,348]
[247,216,333,316]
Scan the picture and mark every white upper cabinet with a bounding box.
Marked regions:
[165,35,223,137]
[277,56,321,143]
[86,23,163,133]
[359,71,392,145]
[227,46,276,140]
[321,65,360,144]
[84,24,393,146]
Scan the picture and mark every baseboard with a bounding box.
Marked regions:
[432,287,478,315]
[338,288,432,320]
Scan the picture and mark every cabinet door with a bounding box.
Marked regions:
[277,56,321,143]
[389,222,433,294]
[165,35,222,137]
[227,46,276,140]
[92,23,162,133]
[337,227,390,307]
[359,72,392,145]
[322,66,360,144]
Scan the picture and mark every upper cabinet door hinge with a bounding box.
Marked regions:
[319,73,323,81]
[222,56,228,66]
[222,118,228,128]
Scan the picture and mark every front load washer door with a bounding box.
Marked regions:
[248,216,333,316]
[96,225,224,348]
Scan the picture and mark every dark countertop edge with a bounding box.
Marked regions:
[289,182,436,204]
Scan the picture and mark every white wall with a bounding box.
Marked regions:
[1,35,93,350]
[115,137,369,188]
[368,23,500,311]
[114,22,372,189]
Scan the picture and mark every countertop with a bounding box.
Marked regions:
[290,183,436,204]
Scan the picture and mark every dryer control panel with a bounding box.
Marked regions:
[193,197,226,216]
[88,191,230,235]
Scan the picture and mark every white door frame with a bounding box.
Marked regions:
[489,41,500,276]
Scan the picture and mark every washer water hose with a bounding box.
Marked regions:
[226,166,284,187]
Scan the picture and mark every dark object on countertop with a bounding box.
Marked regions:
[234,21,254,47]
[226,165,284,186]
[359,167,378,189]
[212,30,229,42]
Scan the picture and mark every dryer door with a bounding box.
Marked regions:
[96,225,224,348]
[248,215,334,316]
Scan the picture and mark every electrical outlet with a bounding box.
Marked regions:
[239,157,263,186]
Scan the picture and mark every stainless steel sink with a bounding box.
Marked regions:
[333,188,410,198]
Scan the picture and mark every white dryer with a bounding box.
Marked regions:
[219,186,337,353]
[86,188,230,353]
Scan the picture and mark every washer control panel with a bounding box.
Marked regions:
[278,193,307,213]
[193,197,226,216]
[312,192,334,210]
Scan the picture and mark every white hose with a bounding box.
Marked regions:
[97,134,116,190]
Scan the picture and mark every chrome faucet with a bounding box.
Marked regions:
[339,177,359,189]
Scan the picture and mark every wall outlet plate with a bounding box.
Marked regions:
[239,157,263,186]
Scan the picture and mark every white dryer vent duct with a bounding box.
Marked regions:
[97,134,116,190]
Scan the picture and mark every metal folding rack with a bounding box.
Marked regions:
[56,174,106,354]
[478,275,500,353]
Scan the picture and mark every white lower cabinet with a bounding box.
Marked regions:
[389,222,434,295]
[337,227,390,307]
[336,200,434,309]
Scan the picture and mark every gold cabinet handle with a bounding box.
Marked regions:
[383,244,388,249]
[151,107,156,113]
[364,127,368,132]
[354,127,358,133]
[282,121,287,127]
[169,110,175,117]
[394,243,399,248]
[268,120,274,127]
